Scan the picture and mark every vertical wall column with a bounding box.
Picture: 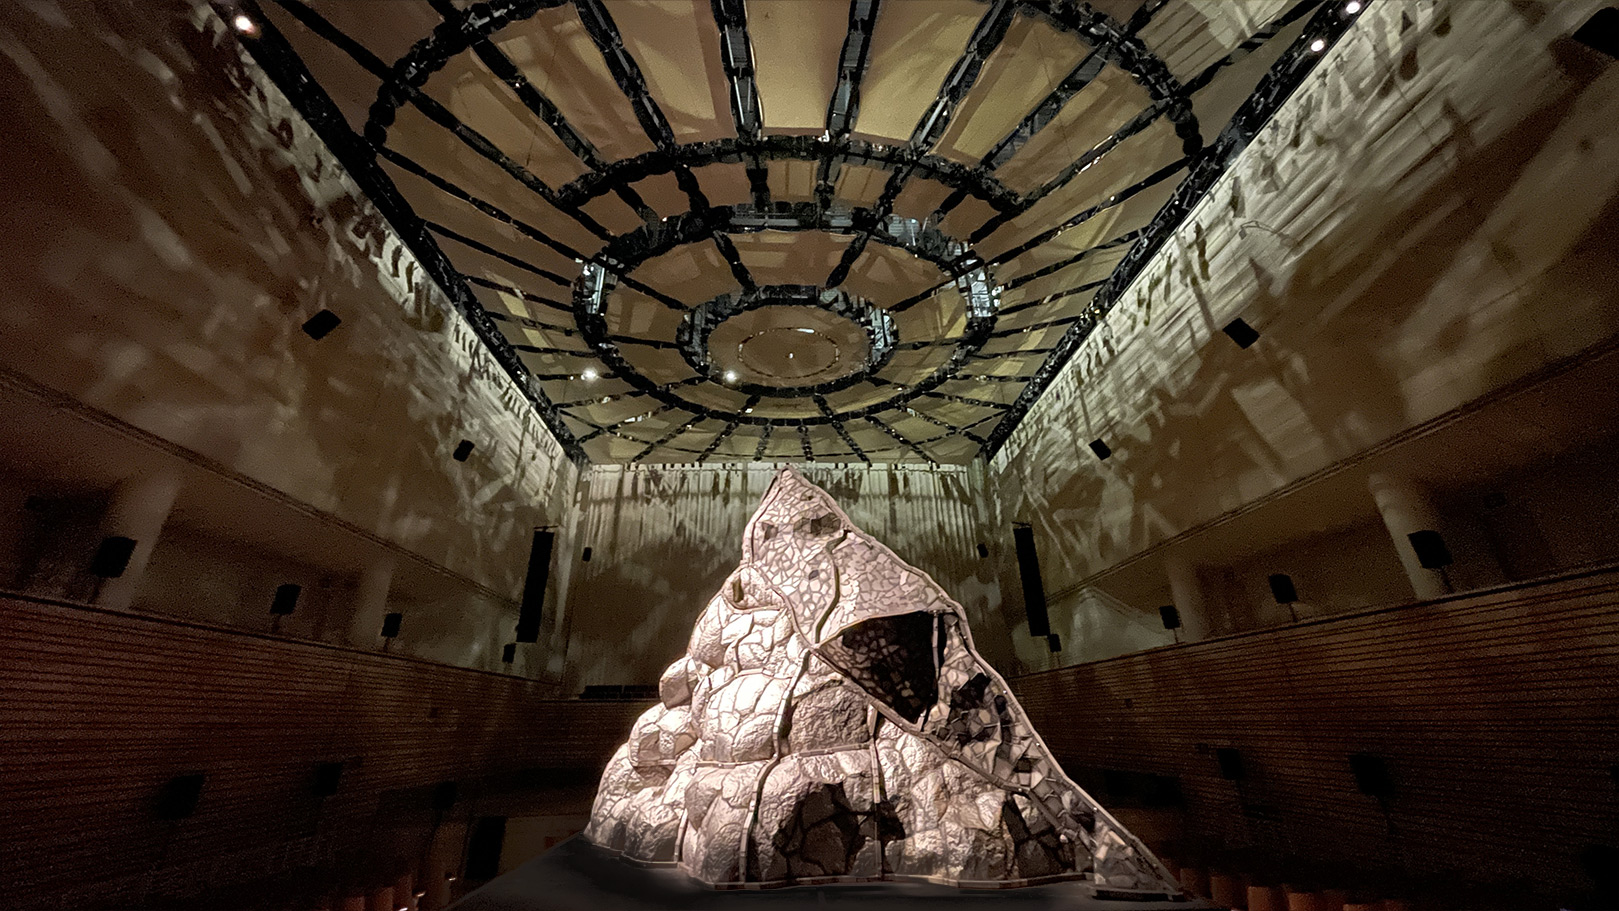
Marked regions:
[1367,472,1450,600]
[348,553,397,647]
[94,468,182,611]
[1163,552,1212,641]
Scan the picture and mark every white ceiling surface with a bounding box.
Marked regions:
[263,0,1310,463]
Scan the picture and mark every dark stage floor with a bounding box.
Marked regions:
[450,838,1205,911]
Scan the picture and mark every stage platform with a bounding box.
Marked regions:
[450,837,1205,911]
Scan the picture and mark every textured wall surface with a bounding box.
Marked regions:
[991,0,1619,610]
[565,463,1015,687]
[0,2,576,605]
[1011,566,1619,904]
[0,593,641,910]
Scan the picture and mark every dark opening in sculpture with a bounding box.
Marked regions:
[586,468,1178,893]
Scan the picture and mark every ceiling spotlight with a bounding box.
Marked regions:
[744,407,754,414]
[582,367,599,381]
[1309,37,1327,52]
[1344,0,1362,12]
[231,13,257,35]
[724,370,738,383]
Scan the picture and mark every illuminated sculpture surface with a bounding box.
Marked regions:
[585,468,1177,892]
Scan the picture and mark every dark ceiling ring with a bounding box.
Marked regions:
[675,285,899,398]
[572,203,1001,426]
[553,135,1023,214]
[1019,0,1203,158]
[362,0,567,146]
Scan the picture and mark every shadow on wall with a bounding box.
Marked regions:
[562,464,1011,690]
[996,5,1619,596]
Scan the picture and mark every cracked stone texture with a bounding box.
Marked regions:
[585,468,1177,891]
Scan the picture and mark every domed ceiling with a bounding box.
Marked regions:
[242,0,1352,464]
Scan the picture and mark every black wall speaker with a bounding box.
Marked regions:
[1222,318,1261,349]
[381,612,403,638]
[301,309,342,340]
[1407,530,1454,569]
[465,816,508,881]
[1012,524,1051,638]
[581,546,593,563]
[1349,752,1395,798]
[1046,634,1062,653]
[1573,7,1619,58]
[516,529,555,644]
[312,761,343,798]
[976,542,989,559]
[432,780,458,812]
[1159,604,1181,630]
[453,440,475,462]
[1268,573,1298,604]
[1216,747,1245,781]
[90,536,137,578]
[502,643,516,664]
[156,773,206,820]
[271,583,301,616]
[1088,438,1112,460]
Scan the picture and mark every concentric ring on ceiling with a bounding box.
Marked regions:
[242,0,1354,464]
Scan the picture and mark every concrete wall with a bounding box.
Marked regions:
[0,2,578,673]
[990,0,1619,619]
[562,462,1015,688]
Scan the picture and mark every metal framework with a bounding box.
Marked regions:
[230,0,1358,464]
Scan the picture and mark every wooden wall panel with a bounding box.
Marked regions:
[1011,568,1619,901]
[0,594,644,909]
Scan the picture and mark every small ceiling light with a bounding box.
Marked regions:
[1344,0,1362,12]
[1309,37,1327,52]
[232,13,257,35]
[582,367,599,381]
[744,407,754,414]
[724,370,738,382]
[795,327,815,334]
[787,352,794,359]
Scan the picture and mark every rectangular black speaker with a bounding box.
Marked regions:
[301,309,342,340]
[1573,7,1618,58]
[1012,524,1051,638]
[1159,605,1181,630]
[432,780,458,812]
[1088,439,1112,460]
[90,536,137,578]
[312,761,343,798]
[453,439,475,462]
[502,643,516,664]
[271,583,301,615]
[516,529,555,644]
[1407,530,1453,569]
[381,612,403,638]
[581,546,593,563]
[1349,752,1395,798]
[1222,318,1260,349]
[156,773,206,820]
[1215,747,1245,781]
[1268,573,1298,604]
[465,816,508,881]
[976,542,989,559]
[1046,633,1062,653]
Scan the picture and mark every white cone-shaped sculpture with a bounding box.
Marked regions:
[586,468,1178,892]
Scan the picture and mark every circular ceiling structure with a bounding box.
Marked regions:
[251,0,1349,463]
